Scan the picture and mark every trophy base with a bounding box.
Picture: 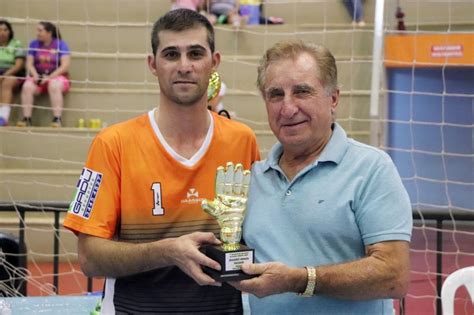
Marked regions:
[202,244,256,282]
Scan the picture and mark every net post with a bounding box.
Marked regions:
[87,277,93,293]
[18,208,27,296]
[369,0,385,147]
[53,210,60,294]
[436,219,443,315]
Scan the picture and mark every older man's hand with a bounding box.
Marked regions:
[230,262,307,298]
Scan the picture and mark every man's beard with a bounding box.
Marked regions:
[165,85,206,107]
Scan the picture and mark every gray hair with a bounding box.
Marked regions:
[257,40,338,95]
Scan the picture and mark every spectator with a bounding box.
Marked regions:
[343,0,366,27]
[241,1,284,25]
[259,15,284,25]
[0,20,25,126]
[171,0,203,11]
[209,80,226,109]
[171,0,218,24]
[207,72,228,113]
[210,81,234,118]
[207,72,234,118]
[208,0,246,27]
[17,21,71,127]
[231,40,412,314]
[63,9,259,314]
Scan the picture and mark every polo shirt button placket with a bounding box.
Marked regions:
[286,189,292,196]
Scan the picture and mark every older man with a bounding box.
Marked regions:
[233,40,412,314]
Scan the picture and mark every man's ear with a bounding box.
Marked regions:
[211,51,221,73]
[331,89,340,111]
[148,54,158,77]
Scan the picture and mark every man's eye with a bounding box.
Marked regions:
[268,92,284,101]
[189,51,204,59]
[294,88,315,98]
[294,88,311,95]
[164,51,179,59]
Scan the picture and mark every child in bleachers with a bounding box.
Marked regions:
[17,21,71,127]
[0,20,25,126]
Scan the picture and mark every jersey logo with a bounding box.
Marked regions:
[69,168,102,219]
[151,182,165,216]
[181,187,204,205]
[187,188,199,198]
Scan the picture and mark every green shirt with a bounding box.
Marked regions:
[0,38,25,71]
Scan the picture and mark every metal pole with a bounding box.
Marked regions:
[53,211,60,294]
[87,277,93,293]
[436,219,443,315]
[18,209,27,296]
[369,0,385,147]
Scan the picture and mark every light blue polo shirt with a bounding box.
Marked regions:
[243,123,412,315]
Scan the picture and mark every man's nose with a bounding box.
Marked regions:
[281,96,298,118]
[177,56,192,73]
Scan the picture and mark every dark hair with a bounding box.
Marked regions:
[0,19,14,41]
[39,21,62,40]
[151,9,215,56]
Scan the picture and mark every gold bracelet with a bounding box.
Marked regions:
[297,266,316,297]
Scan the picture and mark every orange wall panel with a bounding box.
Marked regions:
[385,34,474,67]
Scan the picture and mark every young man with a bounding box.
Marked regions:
[232,40,412,314]
[63,9,259,314]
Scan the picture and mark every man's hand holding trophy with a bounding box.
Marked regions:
[201,162,255,281]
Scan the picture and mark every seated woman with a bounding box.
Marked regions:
[18,21,71,127]
[0,20,25,126]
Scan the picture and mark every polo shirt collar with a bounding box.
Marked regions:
[262,123,349,172]
[317,123,348,165]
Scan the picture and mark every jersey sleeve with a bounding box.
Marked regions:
[250,132,261,164]
[27,40,38,57]
[63,133,121,239]
[13,39,26,59]
[355,153,413,246]
[58,40,70,58]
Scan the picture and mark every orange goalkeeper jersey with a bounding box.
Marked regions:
[63,109,260,314]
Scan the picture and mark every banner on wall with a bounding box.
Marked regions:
[385,33,474,67]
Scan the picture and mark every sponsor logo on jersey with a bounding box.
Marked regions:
[187,188,199,198]
[181,187,204,204]
[68,167,103,219]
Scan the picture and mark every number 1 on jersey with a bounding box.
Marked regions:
[151,182,164,216]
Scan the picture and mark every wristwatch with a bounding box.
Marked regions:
[297,266,317,297]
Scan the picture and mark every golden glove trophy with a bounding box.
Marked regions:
[201,162,255,281]
[207,71,222,102]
